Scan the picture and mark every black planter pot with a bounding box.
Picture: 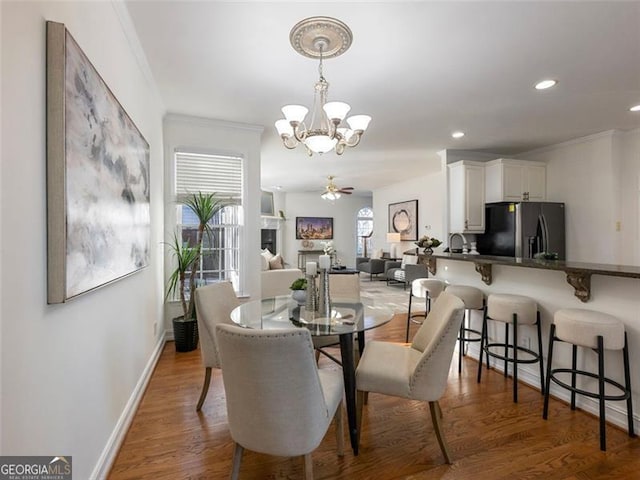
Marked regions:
[173,316,199,352]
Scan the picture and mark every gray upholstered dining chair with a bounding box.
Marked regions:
[355,292,465,464]
[193,281,239,412]
[216,324,344,480]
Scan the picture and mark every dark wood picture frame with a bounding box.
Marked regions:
[295,217,334,240]
[388,200,418,241]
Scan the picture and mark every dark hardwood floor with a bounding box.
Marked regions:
[108,313,640,479]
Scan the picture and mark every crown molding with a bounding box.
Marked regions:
[164,113,264,133]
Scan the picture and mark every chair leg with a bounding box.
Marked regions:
[303,453,314,480]
[335,401,345,456]
[356,390,364,443]
[536,312,545,396]
[513,314,518,403]
[570,344,577,410]
[429,401,452,464]
[230,443,244,480]
[315,349,321,364]
[196,367,212,412]
[477,311,487,383]
[406,292,413,343]
[504,323,510,378]
[597,335,607,451]
[458,320,464,374]
[623,332,636,438]
[543,324,556,420]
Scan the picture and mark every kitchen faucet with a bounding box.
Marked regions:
[449,232,469,253]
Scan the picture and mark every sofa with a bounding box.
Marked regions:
[261,268,305,299]
[260,249,304,299]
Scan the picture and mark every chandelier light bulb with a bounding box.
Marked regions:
[281,105,308,123]
[306,134,337,154]
[323,101,351,121]
[275,119,294,136]
[346,115,371,132]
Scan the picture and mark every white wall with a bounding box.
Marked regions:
[519,129,640,265]
[1,2,165,479]
[372,170,447,256]
[282,193,372,268]
[162,114,263,309]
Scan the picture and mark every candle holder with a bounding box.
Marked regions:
[317,268,331,317]
[305,273,318,312]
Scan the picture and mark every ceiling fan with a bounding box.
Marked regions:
[321,175,353,200]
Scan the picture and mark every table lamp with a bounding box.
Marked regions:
[387,232,401,258]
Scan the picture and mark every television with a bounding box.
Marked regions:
[295,216,333,240]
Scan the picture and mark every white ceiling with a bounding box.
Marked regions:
[125,1,640,195]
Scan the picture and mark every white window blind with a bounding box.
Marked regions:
[175,151,243,203]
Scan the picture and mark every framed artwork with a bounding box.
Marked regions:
[260,190,274,216]
[388,200,418,241]
[46,21,150,303]
[295,217,333,240]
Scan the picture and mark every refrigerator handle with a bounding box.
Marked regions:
[539,214,550,253]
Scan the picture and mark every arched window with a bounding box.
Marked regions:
[356,207,374,257]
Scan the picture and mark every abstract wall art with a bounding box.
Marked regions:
[388,199,418,241]
[46,21,150,303]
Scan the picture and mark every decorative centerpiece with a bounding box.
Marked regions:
[290,278,308,304]
[415,235,442,254]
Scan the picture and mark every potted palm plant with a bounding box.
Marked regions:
[166,192,228,352]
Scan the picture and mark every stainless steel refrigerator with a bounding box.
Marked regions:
[476,202,566,259]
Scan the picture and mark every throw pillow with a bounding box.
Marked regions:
[261,249,274,270]
[260,254,270,271]
[371,248,383,260]
[401,254,418,269]
[269,254,284,270]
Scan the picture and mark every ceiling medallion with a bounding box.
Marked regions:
[275,17,371,156]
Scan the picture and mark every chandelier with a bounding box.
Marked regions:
[275,17,371,156]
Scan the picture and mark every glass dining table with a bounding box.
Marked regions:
[230,295,395,455]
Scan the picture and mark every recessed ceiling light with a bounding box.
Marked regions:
[630,104,640,112]
[451,131,465,139]
[535,79,557,90]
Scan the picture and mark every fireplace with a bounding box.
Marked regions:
[261,229,277,253]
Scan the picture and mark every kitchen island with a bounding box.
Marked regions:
[419,252,640,302]
[415,251,640,435]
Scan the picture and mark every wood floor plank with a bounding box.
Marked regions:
[108,312,640,479]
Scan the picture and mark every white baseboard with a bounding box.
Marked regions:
[90,332,167,480]
[463,343,639,432]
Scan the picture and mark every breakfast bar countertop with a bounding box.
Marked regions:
[418,252,640,302]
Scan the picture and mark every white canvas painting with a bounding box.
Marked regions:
[63,32,150,299]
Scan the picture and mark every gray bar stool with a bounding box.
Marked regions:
[543,308,635,451]
[445,285,485,373]
[406,278,445,343]
[477,293,545,403]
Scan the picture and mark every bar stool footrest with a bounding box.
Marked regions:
[549,368,631,402]
[458,327,482,343]
[484,342,542,365]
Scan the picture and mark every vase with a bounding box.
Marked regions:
[291,289,306,304]
[423,247,433,255]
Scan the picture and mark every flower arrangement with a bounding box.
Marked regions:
[415,235,442,252]
[321,240,335,255]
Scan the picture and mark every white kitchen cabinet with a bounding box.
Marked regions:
[485,158,546,202]
[448,160,485,233]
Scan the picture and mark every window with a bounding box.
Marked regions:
[174,151,244,293]
[356,207,373,257]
